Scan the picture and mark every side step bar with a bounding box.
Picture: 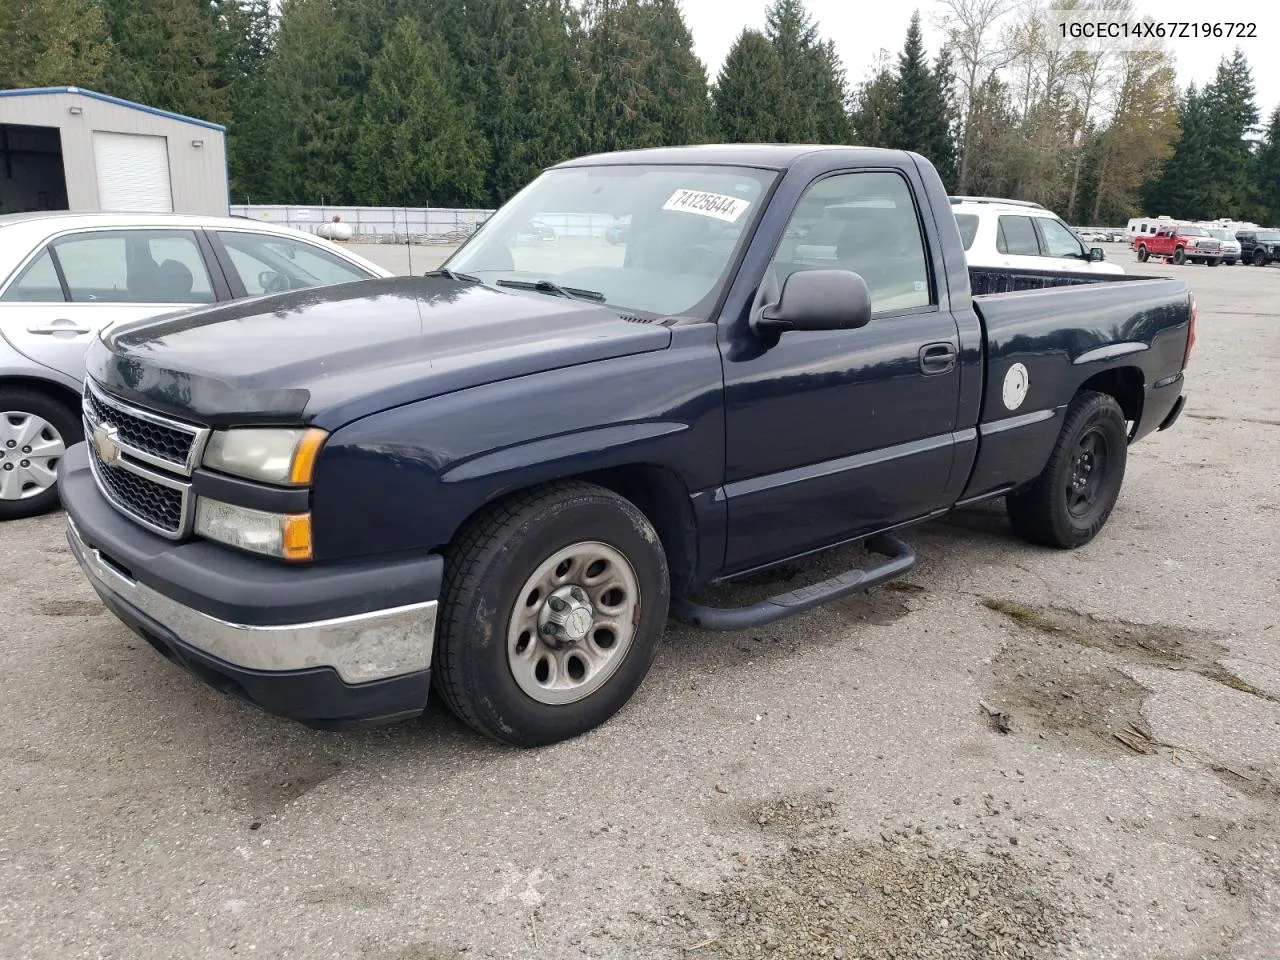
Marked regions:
[669,535,916,631]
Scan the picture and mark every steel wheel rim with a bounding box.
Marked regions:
[1066,427,1109,517]
[0,411,66,501]
[506,540,641,706]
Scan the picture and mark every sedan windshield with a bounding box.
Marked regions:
[445,164,776,319]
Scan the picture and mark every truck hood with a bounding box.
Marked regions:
[87,277,672,428]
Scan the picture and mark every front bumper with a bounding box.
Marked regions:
[60,443,441,729]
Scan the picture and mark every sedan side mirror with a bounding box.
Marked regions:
[1089,247,1105,262]
[754,268,873,336]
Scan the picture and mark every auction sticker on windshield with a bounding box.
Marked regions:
[663,189,752,222]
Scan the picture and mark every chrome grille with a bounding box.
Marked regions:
[82,379,210,539]
[89,444,186,535]
[83,379,204,473]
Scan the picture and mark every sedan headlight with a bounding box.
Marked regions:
[194,499,312,561]
[202,427,327,486]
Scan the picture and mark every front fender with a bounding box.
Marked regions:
[309,326,725,561]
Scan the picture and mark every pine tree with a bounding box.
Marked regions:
[711,28,784,142]
[254,0,365,203]
[811,39,851,144]
[763,0,819,141]
[0,0,112,88]
[928,49,959,189]
[1256,106,1280,221]
[216,0,276,201]
[354,18,488,207]
[1142,84,1211,218]
[849,52,898,148]
[100,0,228,122]
[637,0,710,146]
[1198,49,1258,215]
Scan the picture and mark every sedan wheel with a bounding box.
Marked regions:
[0,389,82,521]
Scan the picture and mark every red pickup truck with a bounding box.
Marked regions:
[1134,223,1223,266]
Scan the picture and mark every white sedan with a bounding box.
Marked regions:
[0,212,391,519]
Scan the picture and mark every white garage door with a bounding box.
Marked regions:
[93,132,173,212]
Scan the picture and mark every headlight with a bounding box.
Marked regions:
[194,498,312,561]
[202,427,326,485]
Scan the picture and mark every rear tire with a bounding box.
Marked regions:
[432,481,670,747]
[1006,391,1128,549]
[0,389,82,521]
[1136,244,1149,262]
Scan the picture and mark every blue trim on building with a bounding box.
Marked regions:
[0,86,227,133]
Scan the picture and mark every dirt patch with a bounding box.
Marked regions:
[747,794,838,833]
[38,598,103,617]
[982,600,1276,705]
[667,840,1070,959]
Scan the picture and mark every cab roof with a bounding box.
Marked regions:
[554,143,914,170]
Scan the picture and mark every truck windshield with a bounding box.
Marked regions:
[445,164,776,319]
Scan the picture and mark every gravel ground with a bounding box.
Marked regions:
[2,252,1278,960]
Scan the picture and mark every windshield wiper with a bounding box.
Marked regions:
[496,279,606,302]
[425,268,483,283]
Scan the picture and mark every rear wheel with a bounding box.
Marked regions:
[0,389,81,521]
[432,481,670,747]
[1006,391,1128,549]
[1173,248,1186,265]
[1136,244,1149,262]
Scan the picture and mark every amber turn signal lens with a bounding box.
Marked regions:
[282,513,313,562]
[289,428,328,486]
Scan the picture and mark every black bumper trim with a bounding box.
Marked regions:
[95,584,431,730]
[59,442,443,627]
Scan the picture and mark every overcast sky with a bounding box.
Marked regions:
[683,0,1278,121]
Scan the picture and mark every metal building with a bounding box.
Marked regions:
[0,86,228,216]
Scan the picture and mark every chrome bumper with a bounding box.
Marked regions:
[68,518,438,684]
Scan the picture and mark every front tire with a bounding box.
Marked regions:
[0,389,82,521]
[1226,259,1237,266]
[1006,391,1128,549]
[432,481,670,747]
[1136,244,1149,262]
[1173,248,1186,265]
[1207,258,1220,267]
[1255,250,1267,266]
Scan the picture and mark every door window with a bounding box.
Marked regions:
[1039,218,1086,258]
[1,249,65,302]
[217,231,374,295]
[954,213,979,251]
[48,230,214,303]
[996,216,1040,255]
[771,171,932,314]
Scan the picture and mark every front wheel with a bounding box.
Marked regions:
[1207,258,1220,267]
[1225,259,1237,266]
[1255,249,1268,266]
[0,389,82,521]
[1136,244,1149,262]
[1172,248,1186,265]
[1006,391,1128,549]
[432,481,670,746]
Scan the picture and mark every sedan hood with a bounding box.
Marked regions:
[87,277,671,428]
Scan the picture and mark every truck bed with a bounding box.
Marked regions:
[968,265,1148,296]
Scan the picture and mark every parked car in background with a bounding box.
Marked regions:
[1235,229,1280,266]
[950,197,1123,275]
[0,212,391,520]
[605,221,630,245]
[60,146,1191,742]
[1132,223,1223,265]
[1199,227,1241,265]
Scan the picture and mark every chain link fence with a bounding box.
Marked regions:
[228,205,495,244]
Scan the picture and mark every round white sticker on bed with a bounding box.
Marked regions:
[1002,363,1030,411]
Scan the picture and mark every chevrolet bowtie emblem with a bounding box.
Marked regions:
[92,422,121,465]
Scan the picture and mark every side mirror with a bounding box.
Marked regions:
[754,268,873,336]
[1089,247,1105,262]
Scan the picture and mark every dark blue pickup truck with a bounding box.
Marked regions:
[58,145,1195,745]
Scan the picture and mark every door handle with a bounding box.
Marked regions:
[26,319,91,336]
[919,342,957,375]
